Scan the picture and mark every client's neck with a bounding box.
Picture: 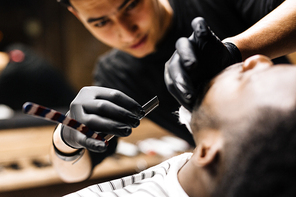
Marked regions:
[177,154,210,197]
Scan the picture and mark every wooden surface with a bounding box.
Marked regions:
[288,52,296,64]
[0,118,186,195]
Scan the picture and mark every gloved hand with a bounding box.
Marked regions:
[61,86,145,153]
[165,17,242,111]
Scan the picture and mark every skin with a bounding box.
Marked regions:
[52,124,92,182]
[68,0,173,58]
[224,0,296,60]
[177,55,296,197]
[205,55,296,125]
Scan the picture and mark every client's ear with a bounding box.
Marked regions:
[194,133,223,167]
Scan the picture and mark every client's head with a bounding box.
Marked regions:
[183,55,296,196]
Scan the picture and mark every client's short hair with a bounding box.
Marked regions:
[213,107,296,197]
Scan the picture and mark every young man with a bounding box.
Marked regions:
[64,54,296,196]
[52,0,296,182]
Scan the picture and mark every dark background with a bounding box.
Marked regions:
[0,0,110,91]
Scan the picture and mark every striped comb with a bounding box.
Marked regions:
[22,102,108,145]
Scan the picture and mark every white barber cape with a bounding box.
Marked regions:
[64,153,192,197]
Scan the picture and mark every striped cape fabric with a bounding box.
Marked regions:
[64,153,192,197]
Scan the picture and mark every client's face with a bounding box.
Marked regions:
[202,55,296,126]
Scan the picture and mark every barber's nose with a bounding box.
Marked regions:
[242,55,273,72]
[117,20,138,42]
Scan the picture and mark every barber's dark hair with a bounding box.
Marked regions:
[213,107,296,197]
[57,0,71,7]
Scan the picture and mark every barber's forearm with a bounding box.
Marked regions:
[50,124,93,183]
[224,0,296,61]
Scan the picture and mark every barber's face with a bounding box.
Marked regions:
[203,55,296,124]
[69,0,172,58]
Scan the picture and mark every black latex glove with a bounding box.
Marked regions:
[165,17,242,111]
[61,86,145,153]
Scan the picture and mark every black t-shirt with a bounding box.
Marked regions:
[92,0,285,164]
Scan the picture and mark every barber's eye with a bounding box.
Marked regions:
[94,19,110,27]
[126,0,140,11]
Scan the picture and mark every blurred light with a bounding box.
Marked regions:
[9,50,25,62]
[24,18,42,38]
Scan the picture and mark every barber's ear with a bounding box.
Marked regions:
[195,139,223,167]
[68,7,80,20]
